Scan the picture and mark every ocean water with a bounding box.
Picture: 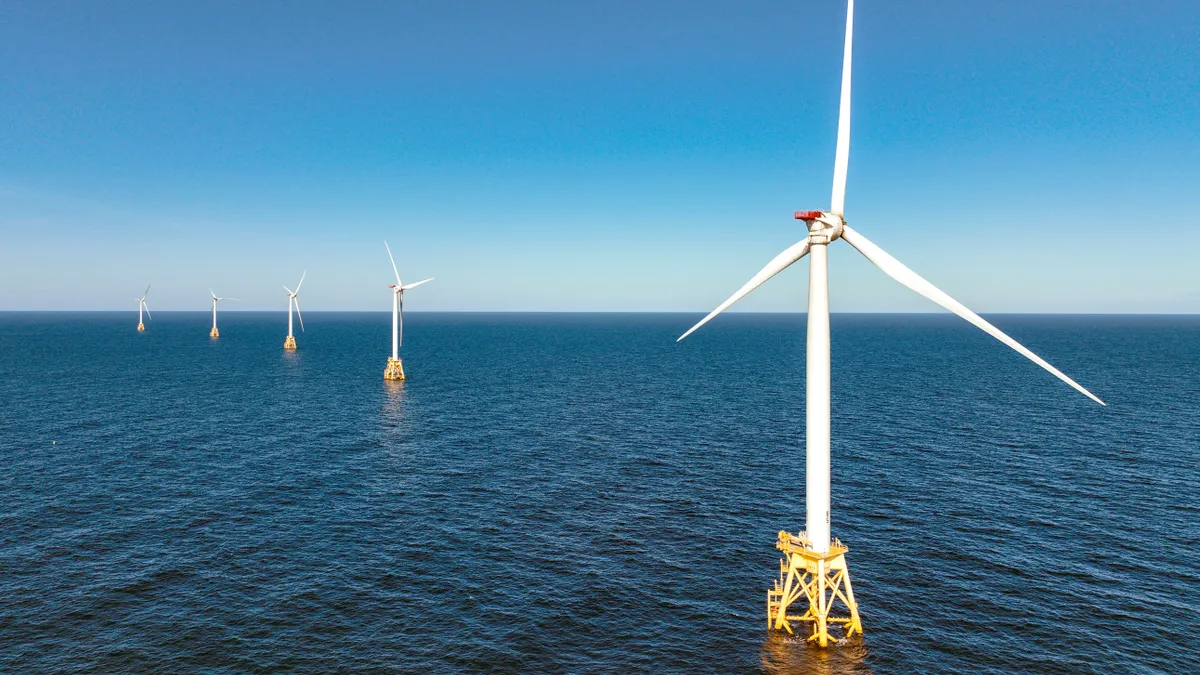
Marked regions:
[0,312,1196,674]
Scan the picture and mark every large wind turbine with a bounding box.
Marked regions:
[283,271,306,350]
[136,285,151,332]
[677,0,1104,647]
[209,290,238,338]
[383,241,433,381]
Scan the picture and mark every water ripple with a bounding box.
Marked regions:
[1,312,1197,673]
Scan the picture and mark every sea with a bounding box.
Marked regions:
[0,312,1196,674]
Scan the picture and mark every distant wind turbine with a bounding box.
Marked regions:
[677,0,1104,647]
[209,290,238,338]
[283,271,306,350]
[383,241,432,381]
[136,285,151,332]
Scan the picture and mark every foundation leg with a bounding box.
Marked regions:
[816,558,829,647]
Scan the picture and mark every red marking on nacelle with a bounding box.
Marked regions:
[794,210,823,220]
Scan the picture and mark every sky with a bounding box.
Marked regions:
[1,0,1197,313]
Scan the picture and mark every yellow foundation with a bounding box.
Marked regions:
[767,530,862,647]
[284,335,297,350]
[210,327,219,338]
[137,322,145,332]
[384,357,405,381]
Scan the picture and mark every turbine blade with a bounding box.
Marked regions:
[284,285,294,295]
[295,270,306,294]
[384,241,402,287]
[144,303,152,320]
[400,277,433,291]
[294,298,305,332]
[210,289,217,299]
[143,284,151,299]
[830,0,854,215]
[839,225,1105,405]
[677,238,811,342]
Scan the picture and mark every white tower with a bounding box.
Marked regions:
[677,0,1103,647]
[209,290,237,338]
[383,241,432,381]
[283,272,306,350]
[136,285,151,332]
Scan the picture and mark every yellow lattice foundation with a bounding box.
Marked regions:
[767,530,862,647]
[284,335,297,350]
[137,322,145,332]
[210,327,219,338]
[384,357,405,381]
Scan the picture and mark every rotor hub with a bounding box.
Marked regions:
[795,210,844,243]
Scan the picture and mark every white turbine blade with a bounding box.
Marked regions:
[295,270,306,294]
[830,0,855,215]
[384,241,402,286]
[677,238,811,342]
[400,277,433,291]
[210,289,217,299]
[294,298,305,332]
[143,284,151,299]
[283,285,294,295]
[839,225,1105,405]
[144,302,152,320]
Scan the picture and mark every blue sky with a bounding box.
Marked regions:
[1,0,1197,312]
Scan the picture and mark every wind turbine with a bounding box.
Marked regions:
[283,271,306,350]
[136,285,151,332]
[383,241,433,381]
[209,290,238,338]
[677,0,1104,647]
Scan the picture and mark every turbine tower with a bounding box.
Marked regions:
[136,285,151,332]
[209,290,238,338]
[677,0,1104,647]
[283,271,306,350]
[383,241,432,381]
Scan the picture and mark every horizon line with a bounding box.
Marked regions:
[1,310,1197,316]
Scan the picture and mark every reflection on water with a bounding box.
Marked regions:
[761,633,874,675]
[380,379,407,427]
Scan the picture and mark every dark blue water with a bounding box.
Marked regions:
[1,312,1196,673]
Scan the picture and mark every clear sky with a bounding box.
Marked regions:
[1,0,1197,312]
